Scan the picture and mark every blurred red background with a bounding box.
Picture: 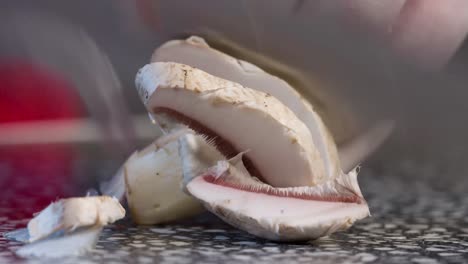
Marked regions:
[0,62,84,219]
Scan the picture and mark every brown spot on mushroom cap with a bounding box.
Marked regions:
[210,96,226,107]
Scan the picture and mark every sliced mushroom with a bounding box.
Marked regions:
[5,196,125,258]
[152,36,340,178]
[178,133,369,241]
[135,61,370,240]
[136,62,333,187]
[152,36,393,173]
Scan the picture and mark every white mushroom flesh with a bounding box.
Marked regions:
[128,39,377,241]
[136,62,328,187]
[124,129,208,224]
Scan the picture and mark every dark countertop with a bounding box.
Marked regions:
[0,163,467,264]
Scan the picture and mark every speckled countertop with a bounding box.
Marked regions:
[1,162,467,264]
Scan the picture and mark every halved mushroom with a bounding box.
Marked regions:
[178,133,369,241]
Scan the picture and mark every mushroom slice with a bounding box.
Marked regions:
[26,196,124,242]
[124,129,218,225]
[152,36,340,179]
[136,62,330,187]
[184,154,369,241]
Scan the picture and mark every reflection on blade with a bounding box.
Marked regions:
[339,120,395,173]
[16,227,102,258]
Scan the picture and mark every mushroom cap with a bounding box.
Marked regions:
[180,143,369,241]
[16,227,102,258]
[188,175,369,241]
[136,62,328,187]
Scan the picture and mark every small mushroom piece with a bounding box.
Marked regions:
[136,62,333,187]
[135,61,370,241]
[124,129,216,225]
[5,196,124,258]
[26,196,125,242]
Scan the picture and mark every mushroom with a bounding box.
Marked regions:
[177,133,369,241]
[5,196,125,258]
[134,61,370,241]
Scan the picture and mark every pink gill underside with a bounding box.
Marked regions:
[202,175,363,204]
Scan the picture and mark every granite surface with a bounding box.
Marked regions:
[0,162,467,264]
